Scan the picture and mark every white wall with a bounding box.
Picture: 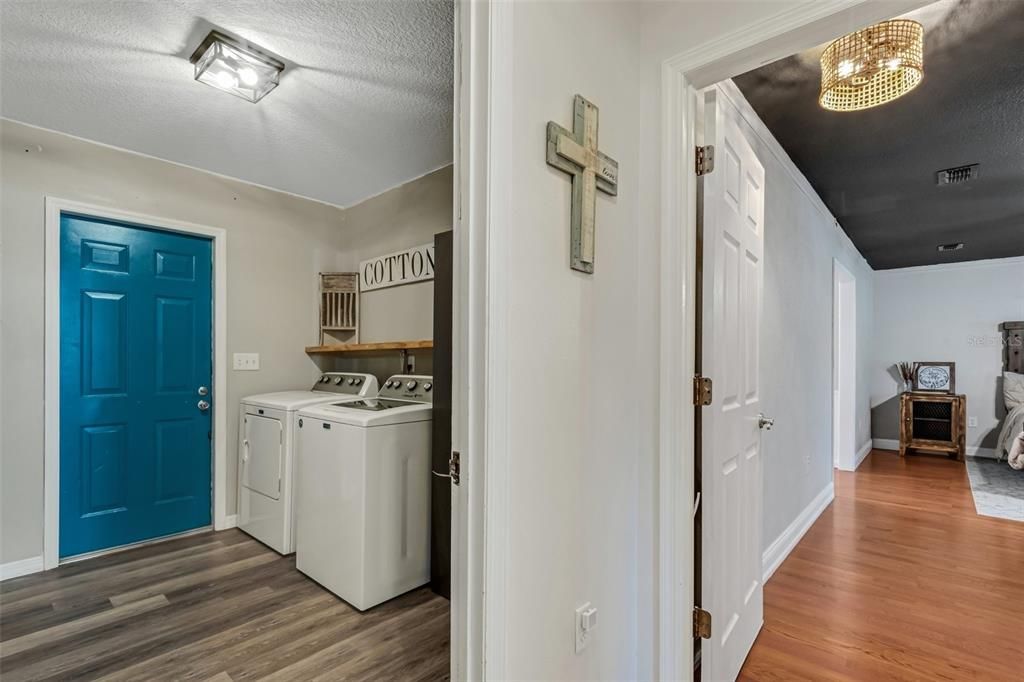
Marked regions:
[0,120,449,566]
[487,3,646,679]
[712,82,874,558]
[871,257,1024,453]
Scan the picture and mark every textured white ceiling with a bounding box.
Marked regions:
[0,0,453,207]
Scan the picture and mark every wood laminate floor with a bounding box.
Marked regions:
[740,450,1024,681]
[0,529,450,681]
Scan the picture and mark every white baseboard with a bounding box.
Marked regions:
[1,555,44,581]
[762,482,834,583]
[219,514,238,530]
[854,439,872,469]
[873,438,900,451]
[872,439,999,459]
[967,446,998,459]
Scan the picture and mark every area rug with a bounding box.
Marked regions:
[966,457,1024,522]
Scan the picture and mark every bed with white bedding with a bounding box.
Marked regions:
[998,371,1024,469]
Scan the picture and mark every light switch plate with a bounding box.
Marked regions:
[233,353,260,371]
[575,602,596,654]
[968,416,978,428]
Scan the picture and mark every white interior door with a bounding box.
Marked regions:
[701,87,765,682]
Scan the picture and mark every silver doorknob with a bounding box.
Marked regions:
[198,400,211,411]
[197,386,209,396]
[758,413,774,431]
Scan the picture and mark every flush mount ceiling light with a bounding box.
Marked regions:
[189,30,284,103]
[819,19,924,111]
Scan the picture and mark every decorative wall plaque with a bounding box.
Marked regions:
[546,95,619,274]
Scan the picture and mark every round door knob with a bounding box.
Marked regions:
[198,400,210,411]
[406,380,418,390]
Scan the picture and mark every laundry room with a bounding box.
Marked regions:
[0,2,454,679]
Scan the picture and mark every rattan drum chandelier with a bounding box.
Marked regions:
[819,19,924,111]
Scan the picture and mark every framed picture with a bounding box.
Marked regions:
[913,361,956,394]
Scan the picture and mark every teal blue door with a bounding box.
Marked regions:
[60,213,213,558]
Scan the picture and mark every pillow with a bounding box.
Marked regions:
[1005,371,1024,410]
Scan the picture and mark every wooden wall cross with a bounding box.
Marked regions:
[546,95,619,274]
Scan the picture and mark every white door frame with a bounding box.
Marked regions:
[450,0,511,678]
[833,258,858,471]
[43,197,230,570]
[657,1,928,678]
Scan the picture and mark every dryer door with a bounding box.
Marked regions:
[242,414,283,500]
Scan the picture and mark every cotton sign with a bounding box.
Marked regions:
[359,243,435,292]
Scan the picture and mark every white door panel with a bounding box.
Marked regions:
[242,414,283,500]
[702,87,765,682]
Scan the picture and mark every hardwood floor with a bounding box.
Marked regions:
[0,529,450,681]
[740,450,1024,681]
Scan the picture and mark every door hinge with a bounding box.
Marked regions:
[693,606,712,639]
[693,375,713,406]
[449,451,461,486]
[696,145,715,176]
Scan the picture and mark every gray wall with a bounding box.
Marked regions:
[870,258,1024,452]
[0,120,450,564]
[717,83,875,555]
[340,166,451,343]
[323,166,452,385]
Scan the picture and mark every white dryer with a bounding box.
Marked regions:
[295,375,433,610]
[238,372,378,554]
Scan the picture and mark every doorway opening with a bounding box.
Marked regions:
[4,1,468,679]
[661,2,940,680]
[833,258,859,471]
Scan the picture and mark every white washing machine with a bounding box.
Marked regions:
[238,372,378,554]
[295,375,433,610]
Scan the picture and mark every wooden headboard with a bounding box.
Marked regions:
[1002,321,1024,373]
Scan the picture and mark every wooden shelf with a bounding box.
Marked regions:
[305,339,433,355]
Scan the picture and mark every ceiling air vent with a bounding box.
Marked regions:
[936,163,979,186]
[937,242,964,252]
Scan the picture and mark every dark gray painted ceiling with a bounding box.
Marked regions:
[733,0,1024,270]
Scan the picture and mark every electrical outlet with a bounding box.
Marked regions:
[575,602,597,654]
[968,416,978,428]
[233,353,260,371]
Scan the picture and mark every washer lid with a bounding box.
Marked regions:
[242,391,363,411]
[298,399,432,427]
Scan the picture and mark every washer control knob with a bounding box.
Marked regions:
[406,380,418,390]
[333,377,343,385]
[354,378,362,385]
[348,378,356,385]
[424,383,432,391]
[320,375,330,383]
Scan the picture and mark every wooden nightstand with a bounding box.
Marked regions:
[899,392,966,461]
